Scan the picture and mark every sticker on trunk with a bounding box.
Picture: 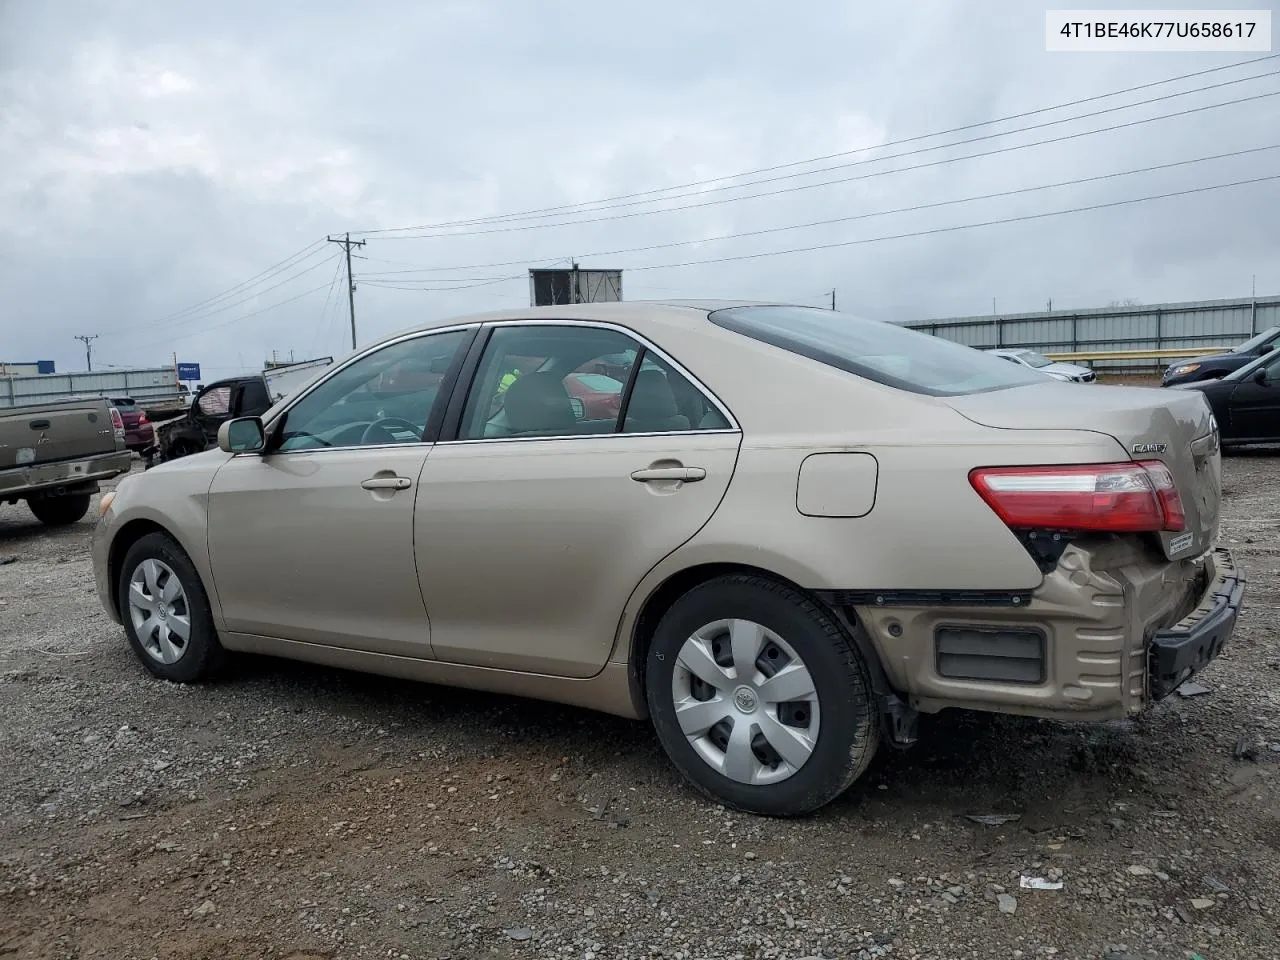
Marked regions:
[1169,531,1195,555]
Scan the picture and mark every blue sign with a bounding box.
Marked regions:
[176,362,201,381]
[37,360,56,374]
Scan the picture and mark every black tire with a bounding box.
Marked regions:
[28,494,91,527]
[117,532,226,683]
[646,574,880,817]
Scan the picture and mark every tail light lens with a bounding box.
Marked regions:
[109,407,124,430]
[969,462,1186,533]
[1136,459,1185,531]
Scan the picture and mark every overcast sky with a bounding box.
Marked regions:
[2,0,1278,378]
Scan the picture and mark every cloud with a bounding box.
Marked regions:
[1,0,1278,376]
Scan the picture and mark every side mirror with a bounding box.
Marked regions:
[218,417,266,453]
[1254,368,1269,386]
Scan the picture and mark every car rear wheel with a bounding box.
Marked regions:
[28,494,91,527]
[118,532,225,683]
[646,574,879,816]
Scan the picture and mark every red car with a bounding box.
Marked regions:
[562,372,624,420]
[106,396,155,454]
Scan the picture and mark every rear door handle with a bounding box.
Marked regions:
[361,476,412,490]
[630,466,706,483]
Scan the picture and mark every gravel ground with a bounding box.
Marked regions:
[1,456,1278,960]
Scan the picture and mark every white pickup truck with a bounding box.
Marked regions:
[0,397,133,526]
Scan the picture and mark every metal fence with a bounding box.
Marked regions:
[901,294,1280,373]
[0,367,182,408]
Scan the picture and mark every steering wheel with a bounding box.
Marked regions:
[359,416,423,446]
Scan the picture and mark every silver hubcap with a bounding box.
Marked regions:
[671,619,820,785]
[127,558,192,665]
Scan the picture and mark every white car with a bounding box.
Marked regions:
[988,348,1095,383]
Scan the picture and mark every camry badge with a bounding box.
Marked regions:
[1131,442,1167,454]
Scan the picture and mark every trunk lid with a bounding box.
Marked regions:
[0,399,118,470]
[946,383,1220,561]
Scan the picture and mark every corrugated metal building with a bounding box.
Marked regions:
[901,294,1280,371]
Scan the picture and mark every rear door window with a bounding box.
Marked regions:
[458,325,640,439]
[456,323,733,440]
[708,305,1046,397]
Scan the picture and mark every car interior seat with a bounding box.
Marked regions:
[500,372,579,436]
[624,369,691,432]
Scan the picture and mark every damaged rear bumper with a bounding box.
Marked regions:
[1148,547,1243,700]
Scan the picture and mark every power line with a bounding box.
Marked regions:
[360,58,1280,236]
[365,178,1280,287]
[360,275,525,292]
[371,85,1280,242]
[148,280,338,349]
[113,250,341,335]
[143,240,329,326]
[342,143,1280,276]
[622,174,1280,273]
[309,255,349,357]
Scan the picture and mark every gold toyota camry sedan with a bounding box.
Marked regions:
[92,302,1243,816]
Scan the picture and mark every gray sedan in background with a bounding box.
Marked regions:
[988,347,1096,383]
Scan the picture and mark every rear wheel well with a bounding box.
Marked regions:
[628,563,894,711]
[107,520,169,618]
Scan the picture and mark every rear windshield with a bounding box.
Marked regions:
[1011,350,1053,368]
[707,305,1046,397]
[109,397,136,412]
[570,373,624,393]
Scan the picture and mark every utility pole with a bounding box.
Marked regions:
[830,289,836,310]
[1251,274,1258,334]
[1046,297,1053,312]
[327,232,366,350]
[74,334,99,371]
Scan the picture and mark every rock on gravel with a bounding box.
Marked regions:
[2,460,1280,959]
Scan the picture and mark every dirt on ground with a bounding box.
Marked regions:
[1,456,1278,960]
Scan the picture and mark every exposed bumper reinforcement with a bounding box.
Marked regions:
[1148,547,1244,701]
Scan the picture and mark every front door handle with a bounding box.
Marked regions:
[361,476,412,490]
[630,466,706,483]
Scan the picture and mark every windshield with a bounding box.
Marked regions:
[707,305,1047,396]
[1231,326,1280,354]
[1011,350,1053,368]
[1223,349,1280,382]
[109,397,136,412]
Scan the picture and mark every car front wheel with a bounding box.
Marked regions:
[646,574,880,816]
[118,532,225,683]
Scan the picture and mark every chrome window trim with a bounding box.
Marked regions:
[435,428,741,447]
[450,316,741,444]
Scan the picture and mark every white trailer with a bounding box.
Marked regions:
[0,366,185,409]
[262,356,334,403]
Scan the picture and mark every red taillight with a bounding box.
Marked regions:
[969,462,1186,533]
[1136,459,1186,531]
[109,408,124,430]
